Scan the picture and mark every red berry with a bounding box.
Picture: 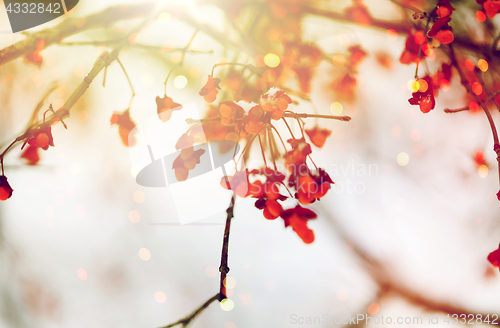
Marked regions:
[0,176,13,201]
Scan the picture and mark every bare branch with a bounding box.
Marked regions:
[0,3,159,66]
[283,112,352,122]
[160,293,220,328]
[219,192,236,300]
[447,44,500,190]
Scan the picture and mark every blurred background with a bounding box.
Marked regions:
[0,0,500,327]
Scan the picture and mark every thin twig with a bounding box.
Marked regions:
[270,125,287,152]
[116,57,136,109]
[444,106,470,113]
[492,33,500,51]
[0,141,17,176]
[267,127,278,171]
[162,192,237,327]
[57,41,214,55]
[26,83,58,128]
[0,20,149,169]
[444,89,500,113]
[283,112,351,122]
[448,44,500,189]
[258,134,268,166]
[0,3,159,66]
[476,68,500,113]
[319,200,500,327]
[181,30,199,66]
[414,11,433,79]
[163,30,200,95]
[211,62,256,77]
[236,124,268,164]
[282,117,296,139]
[219,192,236,300]
[160,293,220,328]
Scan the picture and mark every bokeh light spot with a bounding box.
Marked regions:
[476,10,486,22]
[139,248,151,261]
[368,303,380,314]
[158,12,171,23]
[423,45,435,61]
[254,78,266,90]
[128,33,138,45]
[46,205,54,218]
[154,291,167,303]
[46,55,57,68]
[225,132,239,142]
[407,79,419,92]
[77,268,88,280]
[65,185,75,198]
[161,41,174,52]
[386,29,398,40]
[440,79,450,91]
[411,129,421,142]
[224,322,236,328]
[330,102,343,115]
[171,52,182,63]
[75,66,85,77]
[479,165,489,178]
[76,17,85,29]
[413,31,426,45]
[478,59,489,72]
[264,53,280,67]
[224,277,236,289]
[189,66,201,78]
[337,289,349,301]
[391,125,401,137]
[413,144,423,157]
[133,190,145,203]
[129,210,141,223]
[397,152,410,166]
[332,54,346,67]
[174,75,188,89]
[266,29,280,41]
[263,69,277,82]
[417,79,428,92]
[472,82,483,96]
[254,55,265,67]
[217,57,228,64]
[338,34,350,45]
[465,59,475,71]
[469,101,480,113]
[220,298,234,311]
[55,193,65,206]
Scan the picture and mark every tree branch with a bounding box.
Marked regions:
[219,192,236,300]
[57,41,214,55]
[161,192,236,327]
[320,205,500,327]
[160,293,220,328]
[0,16,150,164]
[283,112,352,122]
[447,44,500,190]
[0,3,160,66]
[302,5,500,61]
